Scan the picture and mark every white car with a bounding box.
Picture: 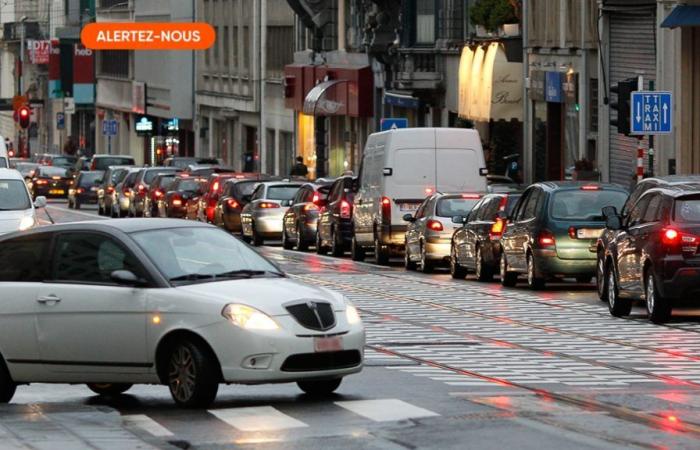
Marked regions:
[0,219,364,407]
[0,168,46,235]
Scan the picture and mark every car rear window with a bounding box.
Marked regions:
[436,197,481,218]
[78,172,102,186]
[675,197,700,223]
[233,181,258,199]
[52,156,76,167]
[157,175,177,189]
[267,185,301,201]
[505,194,521,215]
[0,180,31,210]
[144,169,176,184]
[178,179,204,192]
[550,190,628,221]
[111,169,128,184]
[39,167,68,178]
[93,157,135,171]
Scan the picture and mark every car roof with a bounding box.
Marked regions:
[0,168,23,180]
[93,154,134,159]
[534,181,627,191]
[645,185,700,198]
[259,181,304,187]
[643,175,700,185]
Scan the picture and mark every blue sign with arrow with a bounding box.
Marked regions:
[630,91,673,135]
[102,119,118,137]
[380,118,409,131]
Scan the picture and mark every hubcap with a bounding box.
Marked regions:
[647,275,655,314]
[169,347,196,402]
[608,271,616,307]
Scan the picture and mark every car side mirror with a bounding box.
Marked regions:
[602,206,618,219]
[451,215,466,224]
[403,213,416,222]
[606,215,623,231]
[111,270,147,287]
[34,196,47,209]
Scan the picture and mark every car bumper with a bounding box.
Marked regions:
[119,196,131,211]
[253,211,286,236]
[379,224,407,248]
[223,212,243,232]
[199,317,365,384]
[77,192,98,204]
[533,250,596,277]
[659,257,700,299]
[424,240,451,262]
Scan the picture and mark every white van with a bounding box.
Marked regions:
[0,137,8,169]
[351,128,487,264]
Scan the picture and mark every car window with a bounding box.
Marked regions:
[627,195,652,228]
[293,187,309,204]
[522,189,541,221]
[437,197,480,218]
[641,194,663,223]
[414,198,430,219]
[78,172,102,186]
[674,196,700,223]
[0,234,51,282]
[550,189,628,221]
[267,185,300,201]
[481,197,500,221]
[0,179,31,210]
[328,181,342,202]
[0,158,7,168]
[38,167,68,178]
[622,181,656,216]
[93,157,135,171]
[51,233,143,284]
[123,172,138,187]
[52,156,77,168]
[251,185,264,200]
[512,190,531,221]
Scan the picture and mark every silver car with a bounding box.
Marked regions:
[403,193,483,272]
[240,181,304,246]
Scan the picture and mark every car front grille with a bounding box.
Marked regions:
[280,350,362,372]
[286,301,336,331]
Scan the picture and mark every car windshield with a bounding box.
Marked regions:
[0,180,31,210]
[130,227,282,284]
[78,172,102,186]
[52,156,76,168]
[267,185,300,201]
[436,197,481,217]
[551,189,628,221]
[675,197,700,223]
[39,167,68,178]
[94,157,134,171]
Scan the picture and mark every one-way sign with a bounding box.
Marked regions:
[630,91,672,135]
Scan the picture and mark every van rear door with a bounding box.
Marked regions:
[388,147,436,219]
[436,148,485,193]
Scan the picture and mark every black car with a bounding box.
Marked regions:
[595,175,700,300]
[165,176,207,219]
[68,171,104,209]
[316,176,358,256]
[129,167,181,217]
[282,181,333,251]
[602,185,700,323]
[145,172,180,218]
[450,192,522,281]
[30,166,72,199]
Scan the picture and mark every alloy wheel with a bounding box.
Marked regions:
[168,346,196,403]
[646,274,655,316]
[608,270,616,309]
[597,257,607,300]
[475,247,483,279]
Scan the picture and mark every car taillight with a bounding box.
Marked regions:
[137,184,146,194]
[304,203,318,212]
[538,230,556,247]
[227,198,240,209]
[154,189,163,198]
[662,227,699,253]
[77,187,85,194]
[106,186,114,194]
[461,193,481,199]
[498,196,508,211]
[172,197,183,207]
[580,185,600,191]
[568,226,577,239]
[259,202,280,209]
[35,179,48,185]
[490,218,506,239]
[340,199,352,219]
[211,181,219,193]
[381,196,391,223]
[427,219,443,231]
[312,192,320,204]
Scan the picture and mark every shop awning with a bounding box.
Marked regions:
[458,43,523,122]
[661,5,700,28]
[302,79,348,116]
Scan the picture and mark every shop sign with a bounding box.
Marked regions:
[545,71,563,103]
[135,116,154,135]
[27,40,50,64]
[530,71,545,102]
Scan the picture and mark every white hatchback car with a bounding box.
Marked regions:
[0,219,364,407]
[0,168,46,235]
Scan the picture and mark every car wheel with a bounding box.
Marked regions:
[167,340,219,408]
[646,271,671,324]
[297,378,342,396]
[98,203,104,216]
[375,237,389,266]
[67,199,74,209]
[475,246,493,282]
[87,383,133,396]
[607,263,631,317]
[0,358,16,404]
[296,226,309,251]
[74,200,81,210]
[500,253,518,287]
[596,256,608,302]
[526,253,545,290]
[405,242,418,271]
[419,243,434,273]
[330,228,344,257]
[251,224,263,247]
[316,230,328,255]
[351,235,365,262]
[450,244,467,279]
[282,228,294,250]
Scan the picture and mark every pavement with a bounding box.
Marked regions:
[5,199,700,449]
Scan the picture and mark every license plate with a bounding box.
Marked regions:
[49,189,64,195]
[399,203,418,212]
[577,228,602,239]
[314,336,343,353]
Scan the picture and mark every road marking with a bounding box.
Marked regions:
[209,406,308,432]
[335,399,439,422]
[122,414,174,437]
[46,205,106,220]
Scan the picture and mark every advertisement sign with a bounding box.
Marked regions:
[73,44,95,104]
[27,40,50,64]
[545,71,563,103]
[49,40,62,99]
[135,116,154,136]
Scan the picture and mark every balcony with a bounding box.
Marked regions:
[394,49,443,92]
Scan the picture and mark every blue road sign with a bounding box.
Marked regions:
[102,119,118,136]
[56,112,65,130]
[631,91,673,135]
[380,118,408,131]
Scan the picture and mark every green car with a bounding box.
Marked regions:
[499,182,628,289]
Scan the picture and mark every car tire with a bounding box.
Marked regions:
[98,203,104,216]
[251,224,263,247]
[74,201,81,210]
[330,228,344,257]
[646,271,671,324]
[526,253,545,290]
[607,263,632,317]
[0,357,16,404]
[282,228,294,250]
[351,235,365,262]
[405,243,418,271]
[596,255,608,302]
[87,383,133,396]
[475,246,493,282]
[419,243,434,273]
[297,378,342,396]
[67,199,74,209]
[500,253,518,287]
[167,340,219,408]
[375,237,389,266]
[450,244,467,279]
[316,231,328,255]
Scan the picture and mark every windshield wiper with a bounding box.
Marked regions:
[169,269,283,283]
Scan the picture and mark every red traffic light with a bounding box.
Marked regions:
[18,106,31,129]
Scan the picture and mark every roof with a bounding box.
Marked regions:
[0,168,24,180]
[535,181,627,191]
[644,175,700,185]
[646,185,700,199]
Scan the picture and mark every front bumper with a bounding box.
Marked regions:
[533,250,596,277]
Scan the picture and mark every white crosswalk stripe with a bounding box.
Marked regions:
[209,406,309,432]
[335,399,439,422]
[122,414,174,437]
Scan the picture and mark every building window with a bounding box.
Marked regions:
[266,129,276,174]
[98,50,129,78]
[223,26,230,68]
[243,26,250,74]
[416,0,436,44]
[267,26,293,78]
[279,131,293,177]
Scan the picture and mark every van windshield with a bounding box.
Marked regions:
[0,180,31,210]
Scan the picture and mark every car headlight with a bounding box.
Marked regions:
[222,304,279,330]
[345,301,362,325]
[19,215,35,231]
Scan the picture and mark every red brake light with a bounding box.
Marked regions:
[538,230,556,247]
[154,189,163,198]
[106,186,114,194]
[581,185,600,191]
[427,219,444,231]
[461,193,481,199]
[568,226,577,239]
[172,197,183,207]
[137,184,146,193]
[425,187,434,195]
[226,198,240,209]
[35,179,48,185]
[490,218,506,239]
[77,187,85,194]
[662,228,679,245]
[312,192,320,204]
[340,199,352,219]
[259,202,280,209]
[498,196,508,211]
[381,196,391,224]
[212,181,220,193]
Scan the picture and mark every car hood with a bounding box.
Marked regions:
[0,210,31,234]
[175,277,345,316]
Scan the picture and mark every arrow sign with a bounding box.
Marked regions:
[630,91,673,135]
[380,118,409,132]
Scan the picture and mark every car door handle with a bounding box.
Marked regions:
[37,295,61,304]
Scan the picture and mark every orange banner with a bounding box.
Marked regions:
[81,22,216,50]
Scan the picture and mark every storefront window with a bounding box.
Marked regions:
[564,103,579,179]
[297,113,315,179]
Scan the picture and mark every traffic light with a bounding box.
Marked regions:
[18,106,31,129]
[609,78,638,136]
